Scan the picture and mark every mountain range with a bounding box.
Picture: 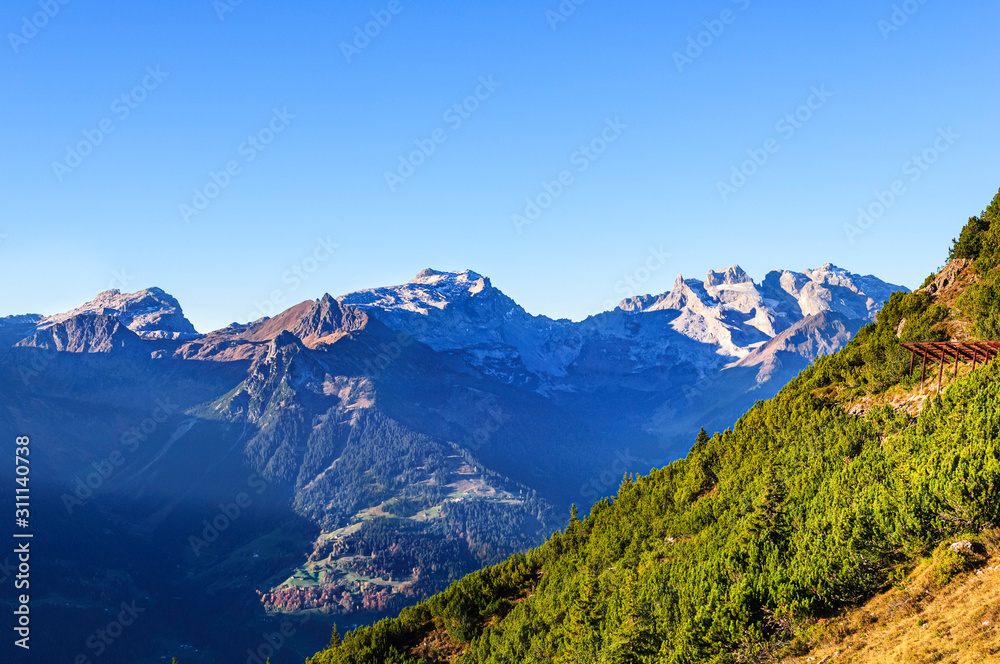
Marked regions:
[0,263,904,663]
[305,188,1000,664]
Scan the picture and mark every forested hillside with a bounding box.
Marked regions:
[305,188,1000,663]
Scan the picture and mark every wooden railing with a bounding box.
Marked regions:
[901,341,1000,391]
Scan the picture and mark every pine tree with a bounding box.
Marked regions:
[696,427,710,445]
[329,623,341,647]
[603,572,656,664]
[559,566,601,664]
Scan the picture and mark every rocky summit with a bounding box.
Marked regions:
[38,286,201,340]
[341,264,905,386]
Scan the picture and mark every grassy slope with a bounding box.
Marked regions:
[780,530,1000,663]
[305,189,1000,664]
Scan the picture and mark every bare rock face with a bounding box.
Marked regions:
[332,265,908,388]
[616,264,903,364]
[172,295,389,363]
[921,258,979,306]
[923,259,969,296]
[16,314,146,353]
[39,287,200,340]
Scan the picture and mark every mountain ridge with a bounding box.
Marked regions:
[3,263,905,388]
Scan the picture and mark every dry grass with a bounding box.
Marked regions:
[781,533,1000,664]
[409,623,467,662]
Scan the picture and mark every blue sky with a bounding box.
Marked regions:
[2,0,998,332]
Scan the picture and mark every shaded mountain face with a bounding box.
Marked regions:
[0,267,904,664]
[732,310,864,384]
[0,313,43,350]
[17,313,149,353]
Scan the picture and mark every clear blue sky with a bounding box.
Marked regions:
[2,0,998,332]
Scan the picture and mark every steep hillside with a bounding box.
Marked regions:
[305,188,1000,664]
[777,530,1000,663]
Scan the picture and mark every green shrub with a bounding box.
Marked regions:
[930,537,984,586]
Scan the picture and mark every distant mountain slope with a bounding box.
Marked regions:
[620,263,898,358]
[340,264,905,387]
[732,310,863,383]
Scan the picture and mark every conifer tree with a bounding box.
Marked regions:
[603,572,655,664]
[560,566,601,664]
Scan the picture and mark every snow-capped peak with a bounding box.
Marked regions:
[40,287,201,341]
[612,265,906,360]
[340,269,496,315]
[409,268,485,289]
[333,264,906,389]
